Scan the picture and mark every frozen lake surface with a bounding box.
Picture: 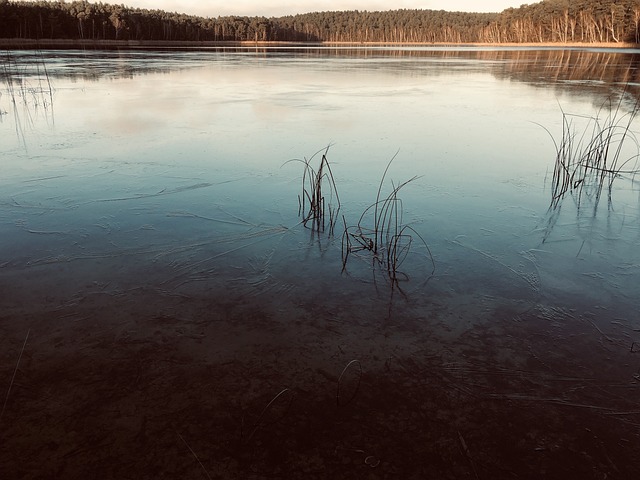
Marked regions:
[1,46,639,478]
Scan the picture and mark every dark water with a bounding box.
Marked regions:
[1,46,639,479]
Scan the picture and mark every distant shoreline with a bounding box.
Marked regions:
[1,38,639,50]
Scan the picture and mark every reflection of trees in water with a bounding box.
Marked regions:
[485,48,640,106]
[1,50,182,82]
[5,47,640,103]
[305,47,640,107]
[199,47,640,106]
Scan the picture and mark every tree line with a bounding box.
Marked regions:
[1,0,640,44]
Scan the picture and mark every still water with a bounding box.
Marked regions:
[1,46,639,478]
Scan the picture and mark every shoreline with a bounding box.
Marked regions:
[1,38,639,50]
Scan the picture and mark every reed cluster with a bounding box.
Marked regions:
[341,154,435,283]
[544,95,640,211]
[1,51,55,125]
[285,145,341,236]
[288,147,434,285]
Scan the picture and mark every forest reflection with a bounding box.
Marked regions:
[3,47,640,99]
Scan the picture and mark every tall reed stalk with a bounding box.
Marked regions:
[285,145,341,236]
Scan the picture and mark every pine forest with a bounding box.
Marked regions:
[1,0,640,44]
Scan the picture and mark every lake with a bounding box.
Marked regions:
[1,45,639,479]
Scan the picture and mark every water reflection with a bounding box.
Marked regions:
[4,46,640,92]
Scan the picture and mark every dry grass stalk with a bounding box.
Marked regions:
[541,93,640,212]
[285,145,341,236]
[341,154,434,284]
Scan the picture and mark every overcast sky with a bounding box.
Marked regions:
[120,1,531,17]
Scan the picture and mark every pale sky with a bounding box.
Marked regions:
[120,1,531,17]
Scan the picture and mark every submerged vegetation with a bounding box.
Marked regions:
[2,0,640,44]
